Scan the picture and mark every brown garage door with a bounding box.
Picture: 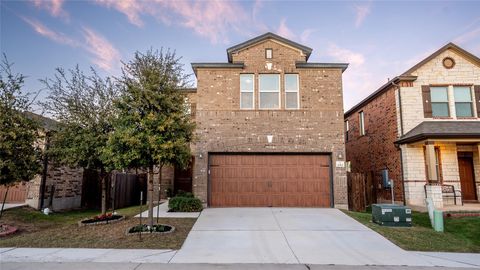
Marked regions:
[209,154,332,207]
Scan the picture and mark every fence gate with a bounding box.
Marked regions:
[347,172,367,212]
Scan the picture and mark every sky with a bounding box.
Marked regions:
[1,0,480,113]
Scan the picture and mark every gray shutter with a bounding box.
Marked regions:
[474,85,480,117]
[422,85,432,118]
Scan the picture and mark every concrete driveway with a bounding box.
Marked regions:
[171,208,434,266]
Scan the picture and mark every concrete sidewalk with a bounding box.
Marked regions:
[1,248,479,268]
[1,262,479,270]
[134,201,200,218]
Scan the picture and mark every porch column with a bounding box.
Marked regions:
[425,141,438,182]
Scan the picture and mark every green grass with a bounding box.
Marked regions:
[344,210,480,253]
[0,205,196,249]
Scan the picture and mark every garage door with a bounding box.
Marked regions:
[209,154,332,207]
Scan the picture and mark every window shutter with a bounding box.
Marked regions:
[422,85,432,118]
[475,85,480,117]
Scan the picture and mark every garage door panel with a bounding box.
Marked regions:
[209,154,331,207]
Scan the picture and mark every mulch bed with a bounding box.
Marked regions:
[79,215,125,226]
[0,224,18,237]
[445,212,480,218]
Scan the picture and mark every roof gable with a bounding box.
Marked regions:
[402,42,480,76]
[226,32,312,63]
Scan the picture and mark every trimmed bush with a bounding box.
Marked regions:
[169,196,203,212]
[175,190,194,198]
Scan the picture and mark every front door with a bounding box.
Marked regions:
[458,154,478,201]
[174,158,194,195]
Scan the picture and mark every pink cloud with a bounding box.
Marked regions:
[82,27,121,72]
[32,0,68,19]
[276,18,296,40]
[94,0,144,27]
[327,44,365,67]
[22,17,77,46]
[300,29,316,44]
[353,2,371,28]
[94,0,250,44]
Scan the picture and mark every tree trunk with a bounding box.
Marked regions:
[147,164,154,227]
[101,169,107,215]
[157,165,163,224]
[0,186,10,220]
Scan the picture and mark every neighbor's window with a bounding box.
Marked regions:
[259,74,280,109]
[240,74,254,109]
[454,86,473,117]
[285,74,299,109]
[430,87,449,117]
[359,111,365,136]
[265,48,273,59]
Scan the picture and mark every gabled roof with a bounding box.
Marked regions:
[395,121,480,144]
[344,42,480,118]
[344,75,417,117]
[226,32,313,63]
[402,42,480,76]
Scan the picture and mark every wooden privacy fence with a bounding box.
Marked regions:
[0,182,27,203]
[81,171,147,210]
[347,172,376,212]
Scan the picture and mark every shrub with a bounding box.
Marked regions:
[175,190,194,198]
[169,196,203,212]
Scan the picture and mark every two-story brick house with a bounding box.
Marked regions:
[345,43,480,209]
[184,32,349,208]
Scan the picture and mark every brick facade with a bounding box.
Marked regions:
[26,165,83,211]
[192,37,348,208]
[345,86,404,202]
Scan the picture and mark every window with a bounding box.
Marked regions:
[359,111,365,136]
[259,74,280,109]
[454,86,473,117]
[345,120,349,141]
[240,74,254,109]
[430,87,449,117]
[265,48,273,59]
[285,74,299,109]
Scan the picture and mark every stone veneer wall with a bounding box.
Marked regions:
[26,165,83,211]
[193,40,348,208]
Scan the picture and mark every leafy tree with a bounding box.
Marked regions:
[0,55,41,218]
[105,49,194,227]
[41,66,118,214]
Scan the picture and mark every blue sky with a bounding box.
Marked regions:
[1,0,480,112]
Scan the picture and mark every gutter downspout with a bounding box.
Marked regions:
[392,81,407,206]
[39,132,50,210]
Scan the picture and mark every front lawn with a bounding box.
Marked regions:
[0,205,196,249]
[344,210,480,253]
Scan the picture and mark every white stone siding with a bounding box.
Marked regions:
[399,49,480,134]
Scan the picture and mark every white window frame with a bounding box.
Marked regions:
[240,74,255,109]
[359,111,365,136]
[259,74,281,110]
[285,74,300,109]
[453,86,474,118]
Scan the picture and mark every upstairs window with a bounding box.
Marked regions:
[285,74,299,109]
[430,87,449,117]
[265,48,273,59]
[454,86,473,117]
[359,111,365,136]
[240,74,254,109]
[259,74,280,109]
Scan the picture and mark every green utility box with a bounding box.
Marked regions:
[372,204,412,227]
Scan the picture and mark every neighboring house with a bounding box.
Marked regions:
[345,43,480,209]
[182,32,349,208]
[0,112,84,211]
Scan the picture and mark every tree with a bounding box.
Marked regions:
[105,49,194,227]
[0,55,42,218]
[41,66,118,215]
